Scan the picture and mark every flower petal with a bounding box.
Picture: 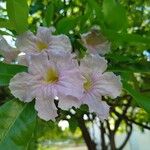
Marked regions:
[9,72,38,102]
[57,72,83,98]
[35,93,58,121]
[16,31,37,53]
[48,34,72,52]
[0,36,11,53]
[93,72,122,98]
[17,53,29,66]
[0,36,19,63]
[82,93,110,120]
[80,54,107,74]
[36,26,55,44]
[58,95,81,110]
[28,53,49,75]
[81,27,110,55]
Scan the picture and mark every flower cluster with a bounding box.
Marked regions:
[4,27,121,121]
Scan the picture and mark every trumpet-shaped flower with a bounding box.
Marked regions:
[59,54,122,120]
[0,36,19,63]
[81,28,110,55]
[16,26,72,55]
[9,52,83,121]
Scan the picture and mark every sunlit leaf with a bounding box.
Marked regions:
[0,62,27,86]
[103,0,127,31]
[6,0,28,34]
[123,81,150,114]
[44,2,54,27]
[0,100,37,150]
[56,17,78,34]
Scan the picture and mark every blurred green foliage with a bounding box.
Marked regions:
[0,0,150,149]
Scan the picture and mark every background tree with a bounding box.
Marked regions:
[0,0,150,150]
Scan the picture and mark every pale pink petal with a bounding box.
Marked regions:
[0,36,19,63]
[16,31,37,53]
[80,54,107,74]
[57,68,84,98]
[82,93,110,120]
[28,53,49,75]
[4,49,19,63]
[36,26,55,44]
[87,41,110,55]
[81,27,110,55]
[58,95,81,110]
[0,36,11,53]
[35,93,58,121]
[48,34,72,52]
[9,72,38,102]
[17,53,29,66]
[93,72,122,98]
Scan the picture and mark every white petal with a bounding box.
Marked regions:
[82,94,110,120]
[48,50,77,72]
[35,94,58,121]
[57,67,84,98]
[48,34,72,52]
[0,36,11,53]
[9,72,38,102]
[80,54,107,74]
[58,95,81,110]
[94,72,122,98]
[36,26,55,44]
[16,31,37,53]
[87,41,111,55]
[17,53,28,66]
[0,36,19,63]
[81,28,110,55]
[28,53,49,75]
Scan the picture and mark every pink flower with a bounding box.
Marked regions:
[81,27,110,55]
[0,36,19,63]
[16,26,72,55]
[9,52,83,121]
[59,54,122,120]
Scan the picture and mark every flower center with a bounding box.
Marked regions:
[36,40,48,51]
[83,77,93,91]
[44,68,59,83]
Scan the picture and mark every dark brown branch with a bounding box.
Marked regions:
[100,122,107,150]
[113,109,150,130]
[117,122,132,150]
[77,116,96,150]
[127,118,150,130]
[106,120,116,150]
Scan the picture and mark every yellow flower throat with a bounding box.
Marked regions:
[83,77,93,91]
[44,68,59,83]
[36,40,48,52]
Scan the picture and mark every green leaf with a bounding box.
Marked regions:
[108,62,150,73]
[123,81,150,114]
[56,17,78,34]
[0,18,14,30]
[6,0,28,34]
[0,62,27,86]
[103,0,127,31]
[104,29,150,47]
[44,2,54,27]
[0,100,37,150]
[87,0,105,29]
[69,117,78,133]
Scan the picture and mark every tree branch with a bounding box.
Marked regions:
[76,116,96,150]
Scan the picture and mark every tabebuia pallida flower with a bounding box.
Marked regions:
[9,26,122,121]
[0,36,19,63]
[81,26,111,55]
